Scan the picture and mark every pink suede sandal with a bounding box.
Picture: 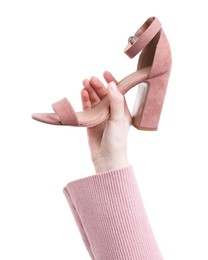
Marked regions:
[32,16,172,130]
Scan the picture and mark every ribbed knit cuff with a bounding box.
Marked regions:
[63,166,163,260]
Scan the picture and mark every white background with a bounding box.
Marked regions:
[0,0,207,259]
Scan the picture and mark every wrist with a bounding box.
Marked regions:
[93,155,129,174]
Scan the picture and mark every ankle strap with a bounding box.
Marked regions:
[124,17,161,58]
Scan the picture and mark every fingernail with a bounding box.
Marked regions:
[109,82,117,92]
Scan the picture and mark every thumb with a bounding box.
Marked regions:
[108,82,125,122]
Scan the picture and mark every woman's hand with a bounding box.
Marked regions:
[81,72,132,173]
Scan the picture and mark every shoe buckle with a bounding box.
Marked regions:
[128,35,139,45]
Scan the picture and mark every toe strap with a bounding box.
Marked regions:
[52,98,79,126]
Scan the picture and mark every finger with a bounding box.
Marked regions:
[81,89,91,111]
[82,79,101,107]
[90,76,107,99]
[107,82,125,122]
[103,71,118,84]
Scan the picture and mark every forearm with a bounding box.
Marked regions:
[63,166,163,260]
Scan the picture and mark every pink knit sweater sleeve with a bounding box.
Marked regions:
[63,166,163,260]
